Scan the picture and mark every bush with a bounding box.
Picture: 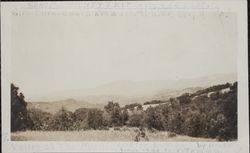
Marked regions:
[170,113,185,134]
[168,132,177,137]
[128,114,143,127]
[104,101,123,126]
[144,107,166,131]
[87,109,104,130]
[136,104,143,111]
[144,100,166,105]
[28,108,52,130]
[124,103,141,110]
[72,108,89,130]
[184,112,203,137]
[177,93,191,104]
[120,109,129,125]
[114,127,121,131]
[49,107,74,131]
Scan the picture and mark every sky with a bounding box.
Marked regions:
[10,11,237,98]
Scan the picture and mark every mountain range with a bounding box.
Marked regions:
[27,73,237,113]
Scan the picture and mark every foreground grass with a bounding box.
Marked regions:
[11,128,216,141]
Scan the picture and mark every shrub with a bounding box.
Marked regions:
[104,101,123,126]
[136,104,143,111]
[124,103,141,110]
[72,108,89,130]
[185,112,203,137]
[128,114,143,127]
[177,93,191,104]
[210,92,220,100]
[171,113,185,134]
[120,109,129,125]
[28,108,52,130]
[114,127,121,131]
[111,105,122,126]
[49,107,74,131]
[87,109,104,130]
[168,132,177,137]
[144,107,166,131]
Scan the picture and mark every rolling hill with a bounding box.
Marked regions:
[27,73,237,113]
[27,99,104,114]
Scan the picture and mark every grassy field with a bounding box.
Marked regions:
[11,128,216,141]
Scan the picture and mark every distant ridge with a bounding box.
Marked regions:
[27,99,104,114]
[28,73,236,104]
[27,80,237,114]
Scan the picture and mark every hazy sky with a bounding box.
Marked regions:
[11,12,237,97]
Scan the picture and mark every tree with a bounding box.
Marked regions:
[104,101,117,113]
[144,106,166,131]
[72,108,89,130]
[50,107,74,131]
[11,83,33,131]
[220,84,237,140]
[87,109,104,130]
[137,104,143,111]
[177,93,191,104]
[128,114,143,127]
[120,109,129,125]
[104,101,122,126]
[28,108,52,130]
[185,112,203,137]
[111,105,122,126]
[173,113,185,134]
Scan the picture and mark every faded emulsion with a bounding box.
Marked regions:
[8,5,238,142]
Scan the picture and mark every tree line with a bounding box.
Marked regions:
[11,82,237,141]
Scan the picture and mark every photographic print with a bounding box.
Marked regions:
[1,1,248,153]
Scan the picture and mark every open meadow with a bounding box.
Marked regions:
[11,128,216,141]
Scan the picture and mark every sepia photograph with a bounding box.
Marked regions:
[1,1,248,153]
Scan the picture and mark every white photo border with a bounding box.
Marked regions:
[1,1,248,153]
